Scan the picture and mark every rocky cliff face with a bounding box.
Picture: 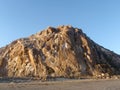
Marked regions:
[0,26,120,80]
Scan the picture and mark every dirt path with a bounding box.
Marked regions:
[0,79,120,90]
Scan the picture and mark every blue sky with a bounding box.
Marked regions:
[0,0,120,54]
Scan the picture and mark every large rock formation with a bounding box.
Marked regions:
[0,25,120,80]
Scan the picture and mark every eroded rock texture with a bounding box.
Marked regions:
[0,26,120,79]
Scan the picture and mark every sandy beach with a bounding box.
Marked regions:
[0,79,120,90]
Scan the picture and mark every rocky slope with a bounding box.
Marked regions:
[0,25,120,80]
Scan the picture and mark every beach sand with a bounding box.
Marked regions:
[0,79,120,90]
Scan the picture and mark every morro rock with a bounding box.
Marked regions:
[0,25,120,80]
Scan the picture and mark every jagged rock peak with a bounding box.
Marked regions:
[0,25,120,80]
[34,25,83,37]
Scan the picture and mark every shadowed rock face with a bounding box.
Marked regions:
[0,25,120,79]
